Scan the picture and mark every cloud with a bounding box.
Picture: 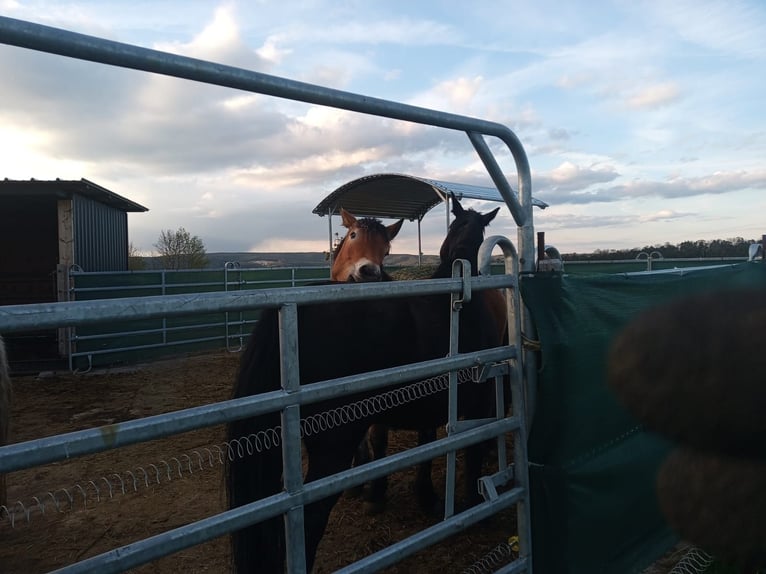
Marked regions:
[648,0,766,60]
[528,165,766,207]
[625,82,681,109]
[266,17,458,47]
[548,128,572,141]
[638,209,695,222]
[532,162,621,201]
[603,170,766,201]
[2,2,765,259]
[428,76,484,112]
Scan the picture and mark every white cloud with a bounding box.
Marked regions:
[626,82,681,109]
[638,209,694,222]
[256,36,291,64]
[647,0,766,60]
[1,1,764,257]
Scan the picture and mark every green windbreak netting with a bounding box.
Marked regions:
[520,262,766,574]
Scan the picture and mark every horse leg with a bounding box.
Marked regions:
[365,426,441,516]
[346,430,372,498]
[463,441,488,509]
[413,428,440,514]
[303,430,364,572]
[303,490,346,572]
[363,423,389,514]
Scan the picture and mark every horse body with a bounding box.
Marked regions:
[227,198,503,573]
[326,207,408,505]
[0,335,11,509]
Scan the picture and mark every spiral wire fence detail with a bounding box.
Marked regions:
[667,547,715,574]
[461,537,519,574]
[2,365,489,528]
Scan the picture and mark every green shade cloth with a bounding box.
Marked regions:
[520,263,766,573]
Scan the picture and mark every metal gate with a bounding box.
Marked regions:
[0,16,537,573]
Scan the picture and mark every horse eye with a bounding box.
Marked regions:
[350,231,357,239]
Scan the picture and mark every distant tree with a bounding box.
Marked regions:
[154,227,208,269]
[561,237,757,261]
[128,242,146,270]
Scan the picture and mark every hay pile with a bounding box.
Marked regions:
[388,265,438,281]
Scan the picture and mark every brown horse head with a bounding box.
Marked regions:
[331,208,404,282]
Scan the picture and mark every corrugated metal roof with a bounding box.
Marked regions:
[313,173,548,221]
[0,178,148,212]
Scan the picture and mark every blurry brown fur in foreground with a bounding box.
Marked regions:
[607,288,766,572]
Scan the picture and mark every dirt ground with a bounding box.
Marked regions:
[0,350,520,574]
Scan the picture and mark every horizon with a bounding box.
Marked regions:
[145,232,763,260]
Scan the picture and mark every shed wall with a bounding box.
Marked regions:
[73,194,129,271]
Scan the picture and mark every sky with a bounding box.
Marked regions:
[1,1,765,257]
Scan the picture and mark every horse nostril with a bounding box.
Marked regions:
[359,264,381,280]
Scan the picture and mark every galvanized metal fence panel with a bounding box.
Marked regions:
[0,15,535,574]
[65,265,331,369]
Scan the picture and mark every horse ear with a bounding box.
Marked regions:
[387,219,404,241]
[451,194,465,217]
[340,208,357,229]
[483,207,500,226]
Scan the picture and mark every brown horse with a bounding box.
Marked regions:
[330,208,403,282]
[328,209,407,507]
[227,196,505,573]
[331,201,509,514]
[0,335,11,510]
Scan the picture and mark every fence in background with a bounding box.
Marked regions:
[65,265,330,370]
[59,257,750,371]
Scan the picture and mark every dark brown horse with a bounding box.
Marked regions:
[330,201,507,514]
[328,208,407,506]
[227,197,504,573]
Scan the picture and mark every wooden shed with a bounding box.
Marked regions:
[0,178,148,369]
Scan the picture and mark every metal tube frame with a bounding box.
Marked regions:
[0,15,536,574]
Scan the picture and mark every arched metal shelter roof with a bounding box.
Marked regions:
[313,173,548,221]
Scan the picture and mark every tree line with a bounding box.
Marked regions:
[562,237,760,261]
[129,228,761,270]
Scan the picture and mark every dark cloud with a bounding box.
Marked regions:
[531,168,766,206]
[548,127,571,141]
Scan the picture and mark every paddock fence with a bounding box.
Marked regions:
[65,264,331,371]
[61,257,750,372]
[0,15,535,574]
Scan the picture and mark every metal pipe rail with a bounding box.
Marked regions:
[0,15,535,270]
[0,16,534,574]
[0,274,514,332]
[51,417,521,574]
[0,345,513,474]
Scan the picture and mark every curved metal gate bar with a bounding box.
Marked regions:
[0,16,535,267]
[0,16,535,574]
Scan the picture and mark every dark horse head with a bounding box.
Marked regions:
[435,194,499,278]
[227,194,504,573]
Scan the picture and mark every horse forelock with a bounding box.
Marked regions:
[332,216,394,281]
[434,208,492,278]
[333,217,389,257]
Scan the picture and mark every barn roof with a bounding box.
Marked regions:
[0,178,148,212]
[313,173,548,221]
